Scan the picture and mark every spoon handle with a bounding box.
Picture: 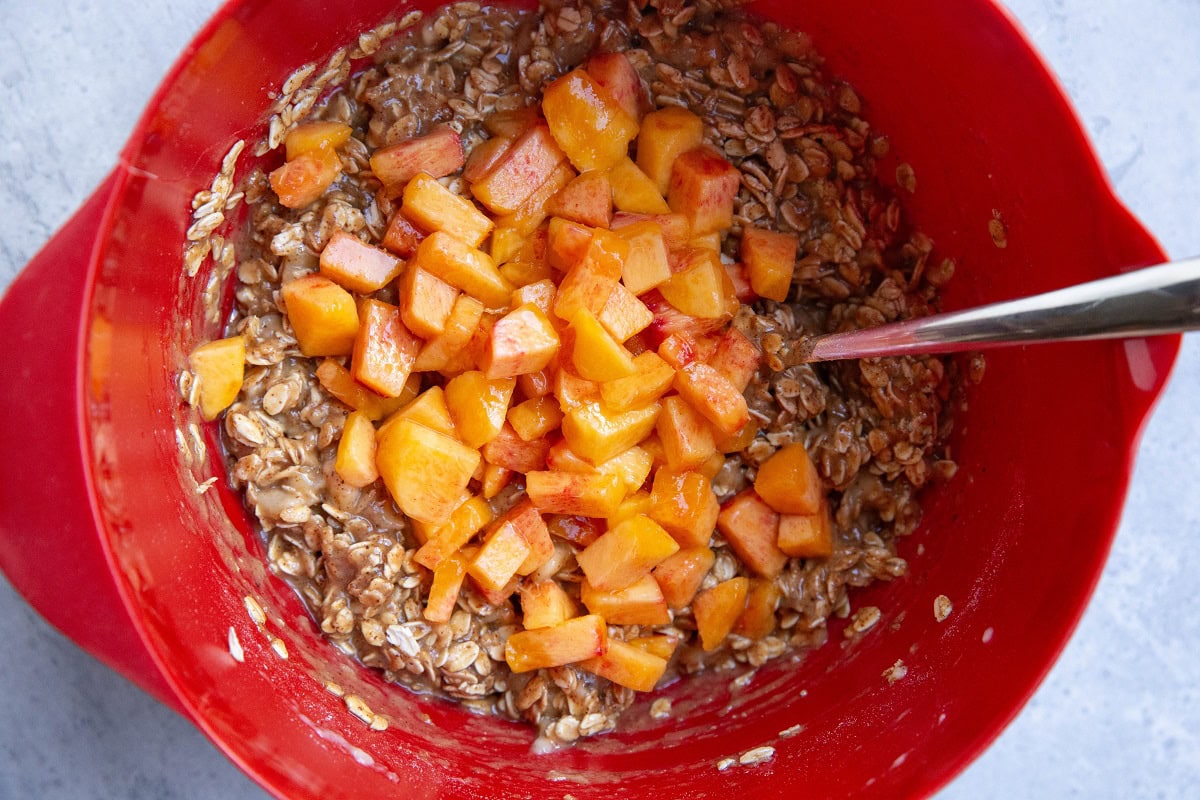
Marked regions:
[800,257,1200,363]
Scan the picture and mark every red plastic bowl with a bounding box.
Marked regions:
[0,1,1178,798]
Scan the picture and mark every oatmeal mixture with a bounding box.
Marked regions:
[211,0,957,746]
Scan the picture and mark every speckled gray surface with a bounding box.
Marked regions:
[1,1,1198,798]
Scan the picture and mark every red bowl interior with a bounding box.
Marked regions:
[72,0,1175,797]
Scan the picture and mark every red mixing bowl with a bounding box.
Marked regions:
[0,0,1179,798]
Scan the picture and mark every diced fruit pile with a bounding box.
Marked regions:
[189,53,836,695]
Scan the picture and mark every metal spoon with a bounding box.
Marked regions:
[794,256,1200,363]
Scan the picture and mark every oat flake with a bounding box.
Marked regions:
[934,594,953,622]
[739,746,776,766]
[227,627,244,663]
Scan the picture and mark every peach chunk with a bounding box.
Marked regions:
[335,410,379,488]
[709,327,761,392]
[402,172,494,248]
[413,231,513,309]
[754,442,823,515]
[188,335,245,421]
[270,144,341,209]
[481,463,513,500]
[511,278,556,316]
[584,52,643,121]
[495,161,577,236]
[424,550,469,624]
[656,395,717,472]
[553,229,628,320]
[413,495,493,570]
[489,499,554,577]
[443,370,515,449]
[398,264,458,339]
[600,351,677,412]
[316,359,412,421]
[609,490,654,527]
[649,469,720,548]
[741,227,799,302]
[641,291,726,347]
[281,274,359,357]
[413,294,484,372]
[777,502,835,559]
[735,578,781,640]
[352,299,419,398]
[693,577,749,651]
[562,401,661,465]
[580,574,670,626]
[482,304,560,379]
[547,514,606,548]
[627,634,679,661]
[381,210,427,258]
[675,361,750,437]
[468,522,531,593]
[597,283,654,343]
[504,614,607,673]
[667,145,741,236]
[482,422,550,474]
[319,230,404,294]
[659,249,737,320]
[376,419,480,525]
[652,546,715,609]
[525,470,626,518]
[377,385,456,439]
[575,514,679,591]
[549,170,613,228]
[484,107,541,138]
[471,124,568,214]
[284,121,352,160]
[608,157,671,214]
[613,220,672,295]
[464,135,514,183]
[569,308,637,382]
[553,368,601,410]
[370,126,464,189]
[490,224,526,266]
[542,68,639,172]
[547,217,596,272]
[716,489,787,579]
[636,106,705,194]
[580,640,669,693]
[611,211,692,251]
[519,580,578,630]
[508,396,564,441]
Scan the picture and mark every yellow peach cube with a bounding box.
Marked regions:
[693,577,749,651]
[658,249,734,320]
[597,283,653,343]
[413,495,494,570]
[542,68,639,172]
[600,351,677,412]
[674,361,750,437]
[334,410,379,488]
[413,294,485,373]
[188,336,245,421]
[562,401,661,465]
[315,359,412,421]
[377,385,456,440]
[443,370,516,449]
[413,231,513,310]
[319,230,404,294]
[608,156,671,214]
[504,614,608,673]
[575,514,679,591]
[636,106,705,193]
[755,442,823,515]
[667,146,741,236]
[468,522,531,593]
[579,640,669,693]
[376,419,480,525]
[402,172,493,248]
[548,170,613,228]
[525,470,626,518]
[569,307,637,382]
[716,489,787,579]
[652,546,715,609]
[471,123,568,215]
[553,229,628,321]
[613,221,672,295]
[398,265,458,340]
[507,396,564,442]
[735,578,781,640]
[649,468,720,548]
[281,274,360,357]
[424,551,469,624]
[519,580,578,630]
[284,120,352,160]
[580,574,670,626]
[741,227,799,302]
[656,395,718,472]
[482,304,560,379]
[777,502,835,559]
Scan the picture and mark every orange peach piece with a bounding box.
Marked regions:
[381,210,427,258]
[689,232,721,252]
[413,231,513,310]
[482,422,550,474]
[316,359,411,421]
[519,580,578,630]
[584,52,643,121]
[652,545,715,609]
[562,401,661,465]
[413,495,494,570]
[398,264,458,339]
[482,303,560,379]
[471,574,520,608]
[612,220,671,295]
[443,370,516,449]
[656,395,718,472]
[468,521,532,593]
[525,469,627,518]
[549,444,653,496]
[735,578,781,640]
[319,230,404,294]
[511,278,556,316]
[402,172,493,248]
[576,514,679,591]
[569,307,637,382]
[754,442,823,515]
[495,161,577,237]
[548,170,613,228]
[490,224,526,266]
[284,121,352,160]
[608,156,671,214]
[611,211,692,250]
[335,410,380,488]
[281,274,359,357]
[547,216,596,272]
[545,438,598,474]
[508,396,564,441]
[658,249,734,320]
[636,106,704,194]
[482,463,513,499]
[657,331,707,369]
[441,310,499,376]
[270,144,341,209]
[724,260,757,303]
[714,421,759,455]
[464,134,515,183]
[376,419,480,525]
[484,106,541,138]
[542,68,639,172]
[741,227,799,302]
[597,283,653,343]
[377,385,456,440]
[501,256,554,289]
[519,368,553,400]
[547,514,606,549]
[697,452,726,482]
[675,361,750,437]
[626,634,679,661]
[553,229,628,320]
[504,614,608,673]
[609,490,654,527]
[579,640,669,692]
[667,145,741,236]
[553,368,601,410]
[716,489,787,579]
[471,124,568,214]
[600,351,677,412]
[413,294,485,372]
[352,299,418,398]
[709,327,761,392]
[370,126,464,189]
[693,577,749,651]
[641,291,726,349]
[777,503,835,559]
[424,551,470,624]
[580,574,670,626]
[187,336,245,421]
[648,468,719,548]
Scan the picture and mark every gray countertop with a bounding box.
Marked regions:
[1,1,1198,797]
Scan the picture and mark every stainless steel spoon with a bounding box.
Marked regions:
[794,256,1200,363]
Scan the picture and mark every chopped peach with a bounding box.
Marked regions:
[281,274,359,357]
[627,634,679,661]
[471,124,568,214]
[689,232,721,252]
[284,121,352,160]
[440,310,498,376]
[693,577,749,651]
[188,336,245,421]
[576,514,679,591]
[511,278,556,316]
[741,227,799,302]
[609,490,654,527]
[542,68,639,172]
[481,304,560,379]
[398,264,458,339]
[484,106,541,138]
[316,359,411,421]
[569,308,636,382]
[504,614,607,672]
[656,395,718,471]
[443,371,515,449]
[613,220,671,295]
[652,546,715,609]
[413,294,485,372]
[468,521,531,593]
[545,439,598,474]
[611,211,692,251]
[648,469,719,548]
[580,574,670,626]
[657,331,718,369]
[482,422,550,473]
[370,126,464,189]
[675,361,750,437]
[335,410,380,488]
[755,442,822,515]
[508,396,564,441]
[724,260,757,303]
[548,170,613,228]
[352,300,418,398]
[659,249,734,319]
[636,106,705,193]
[547,216,596,272]
[270,144,341,208]
[487,500,553,576]
[777,503,835,558]
[378,385,456,439]
[735,578,781,640]
[641,291,726,347]
[424,551,469,624]
[668,145,741,236]
[501,255,554,289]
[402,172,493,248]
[519,368,553,400]
[482,463,513,499]
[471,574,520,608]
[547,514,606,548]
[697,451,726,481]
[716,489,787,579]
[580,639,668,693]
[562,401,661,465]
[600,446,654,494]
[608,156,671,214]
[381,210,427,257]
[597,283,653,343]
[639,432,667,468]
[519,580,578,630]
[463,134,515,183]
[553,229,628,320]
[495,161,577,236]
[714,421,759,455]
[584,52,642,121]
[376,419,480,525]
[600,351,677,412]
[412,231,512,309]
[490,225,526,265]
[709,327,761,392]
[525,470,626,518]
[413,495,493,570]
[553,368,601,410]
[319,230,404,294]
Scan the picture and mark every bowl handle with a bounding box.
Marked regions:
[0,172,184,712]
